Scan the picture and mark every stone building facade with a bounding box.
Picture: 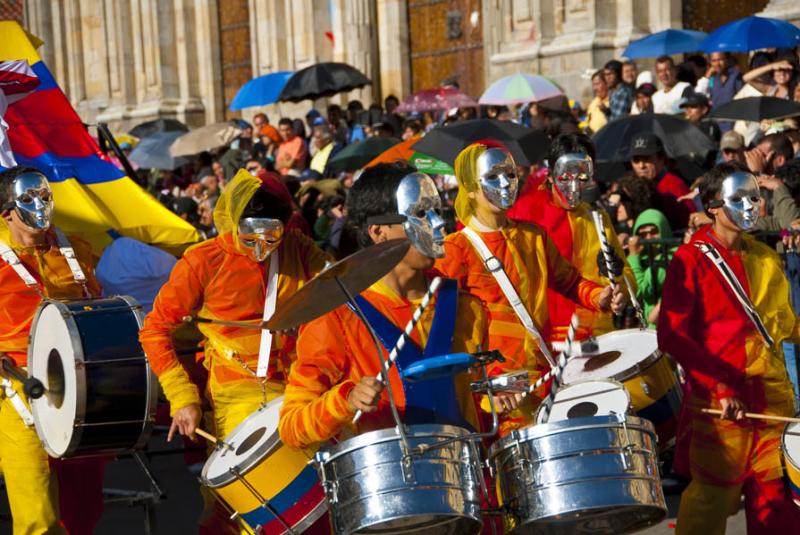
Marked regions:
[11,0,800,131]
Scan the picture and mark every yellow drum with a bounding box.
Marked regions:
[200,396,327,534]
[782,421,800,506]
[561,329,682,449]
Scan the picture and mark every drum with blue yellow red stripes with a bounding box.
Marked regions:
[201,396,327,534]
[782,421,800,506]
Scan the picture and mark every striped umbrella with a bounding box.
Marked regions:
[479,73,563,106]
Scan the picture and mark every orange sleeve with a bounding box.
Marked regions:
[279,309,357,449]
[435,238,468,286]
[544,233,602,310]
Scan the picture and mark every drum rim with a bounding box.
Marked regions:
[563,328,662,383]
[534,378,630,425]
[318,423,472,464]
[782,419,800,470]
[488,414,656,459]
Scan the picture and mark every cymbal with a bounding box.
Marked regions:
[265,238,410,331]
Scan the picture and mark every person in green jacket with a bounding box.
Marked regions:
[627,208,676,327]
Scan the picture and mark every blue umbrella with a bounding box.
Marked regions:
[229,71,293,111]
[700,16,800,53]
[622,29,708,59]
[128,131,188,170]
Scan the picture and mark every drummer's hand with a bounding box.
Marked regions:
[719,396,746,421]
[348,376,384,414]
[169,403,202,442]
[492,392,525,414]
[596,284,626,314]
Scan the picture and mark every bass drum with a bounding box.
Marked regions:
[28,296,157,458]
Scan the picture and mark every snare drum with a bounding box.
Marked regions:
[201,397,327,534]
[535,379,630,424]
[315,424,483,534]
[561,329,682,449]
[489,414,666,534]
[782,422,800,507]
[28,297,157,458]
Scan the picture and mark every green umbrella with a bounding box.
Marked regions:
[327,137,400,174]
[409,152,454,175]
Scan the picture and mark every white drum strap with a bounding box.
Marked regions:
[256,250,280,378]
[0,231,88,297]
[53,228,87,284]
[0,378,34,427]
[0,240,40,288]
[462,226,556,367]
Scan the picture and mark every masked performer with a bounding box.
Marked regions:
[279,163,487,448]
[0,166,102,534]
[658,162,800,534]
[140,170,328,532]
[508,133,635,341]
[435,141,626,434]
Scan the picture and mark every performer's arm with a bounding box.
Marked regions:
[139,257,205,414]
[544,234,603,310]
[279,311,358,449]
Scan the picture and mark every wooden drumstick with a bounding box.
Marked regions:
[182,315,265,330]
[194,428,234,451]
[701,408,800,424]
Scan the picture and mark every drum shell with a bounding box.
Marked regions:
[489,415,666,535]
[316,424,483,535]
[782,422,800,508]
[620,355,682,450]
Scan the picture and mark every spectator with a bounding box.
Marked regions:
[680,92,721,143]
[305,109,322,134]
[383,94,403,135]
[309,125,341,176]
[708,52,744,133]
[652,56,691,114]
[587,70,609,133]
[746,132,795,176]
[719,131,746,164]
[629,132,693,228]
[252,112,268,134]
[275,117,308,178]
[743,59,798,100]
[753,159,800,232]
[626,208,675,327]
[402,120,423,141]
[327,104,350,144]
[170,196,199,226]
[605,59,634,120]
[631,83,656,115]
[622,60,638,87]
[686,54,710,96]
[245,158,263,176]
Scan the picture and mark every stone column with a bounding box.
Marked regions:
[376,0,411,101]
[761,0,800,26]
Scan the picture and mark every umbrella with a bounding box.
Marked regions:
[592,114,716,162]
[479,74,563,106]
[129,118,189,139]
[327,137,401,174]
[365,136,454,175]
[710,96,800,122]
[411,119,550,166]
[278,62,370,103]
[622,29,708,59]
[169,122,242,157]
[129,131,189,170]
[700,16,800,53]
[230,71,293,110]
[396,86,477,113]
[409,153,454,175]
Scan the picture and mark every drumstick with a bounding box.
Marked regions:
[538,313,579,424]
[182,315,265,330]
[194,428,234,451]
[352,277,442,424]
[701,408,800,424]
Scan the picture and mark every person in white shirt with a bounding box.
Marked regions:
[652,56,690,115]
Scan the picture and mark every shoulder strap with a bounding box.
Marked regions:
[256,250,280,377]
[694,241,775,349]
[0,240,39,287]
[53,228,87,283]
[461,226,555,366]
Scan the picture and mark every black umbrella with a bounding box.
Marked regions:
[128,131,189,170]
[710,96,800,122]
[592,114,716,163]
[129,118,189,139]
[411,119,550,166]
[278,62,370,103]
[327,137,401,174]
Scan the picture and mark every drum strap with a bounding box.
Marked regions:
[461,226,555,367]
[694,241,775,349]
[256,250,280,378]
[0,230,88,297]
[0,377,34,427]
[0,240,40,288]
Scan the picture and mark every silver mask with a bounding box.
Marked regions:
[552,152,594,209]
[720,171,760,231]
[476,147,519,210]
[397,172,446,259]
[9,171,53,231]
[237,217,284,262]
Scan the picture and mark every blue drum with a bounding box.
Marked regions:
[28,296,157,458]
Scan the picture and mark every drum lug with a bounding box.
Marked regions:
[401,454,416,484]
[640,380,651,396]
[617,415,636,471]
[322,479,338,505]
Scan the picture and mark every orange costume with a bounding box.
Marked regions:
[279,279,486,449]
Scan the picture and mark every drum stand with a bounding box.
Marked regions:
[103,451,166,535]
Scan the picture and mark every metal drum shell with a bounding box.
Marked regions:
[488,415,666,535]
[316,424,483,535]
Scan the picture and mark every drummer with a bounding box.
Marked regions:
[279,163,487,448]
[139,170,329,533]
[435,141,627,435]
[508,133,635,342]
[0,166,103,534]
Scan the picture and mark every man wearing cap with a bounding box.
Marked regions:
[720,131,746,164]
[629,133,694,229]
[605,60,634,121]
[681,92,721,144]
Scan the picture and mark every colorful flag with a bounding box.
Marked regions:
[0,21,199,255]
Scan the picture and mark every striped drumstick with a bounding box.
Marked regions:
[352,276,443,424]
[538,313,579,424]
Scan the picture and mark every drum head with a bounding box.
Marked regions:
[784,422,800,467]
[537,380,630,424]
[202,397,283,488]
[561,329,659,385]
[29,301,83,458]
